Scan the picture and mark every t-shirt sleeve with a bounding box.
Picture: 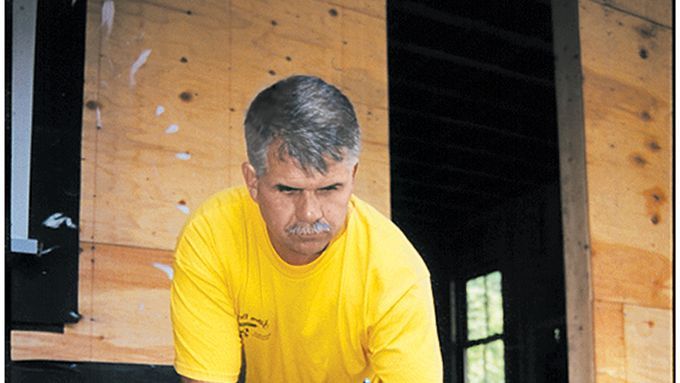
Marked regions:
[171,217,242,383]
[367,276,443,382]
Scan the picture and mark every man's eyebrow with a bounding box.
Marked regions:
[319,183,343,190]
[273,183,343,191]
[274,184,301,191]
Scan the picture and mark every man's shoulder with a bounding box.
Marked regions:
[192,185,252,221]
[174,186,256,270]
[178,185,255,242]
[348,195,396,232]
[348,195,429,279]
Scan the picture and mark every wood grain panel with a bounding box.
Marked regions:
[580,0,672,305]
[579,0,671,102]
[356,105,388,147]
[354,107,390,216]
[89,0,233,250]
[12,243,174,364]
[340,8,388,110]
[591,241,671,309]
[355,141,390,216]
[338,6,389,214]
[623,305,672,383]
[591,0,672,27]
[80,0,104,243]
[579,0,673,381]
[89,244,174,363]
[582,68,671,257]
[593,300,626,382]
[12,245,95,361]
[323,0,385,19]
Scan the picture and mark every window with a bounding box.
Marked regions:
[464,271,505,383]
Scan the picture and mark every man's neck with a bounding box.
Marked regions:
[278,250,325,266]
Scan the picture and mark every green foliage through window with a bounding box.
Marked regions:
[464,271,505,382]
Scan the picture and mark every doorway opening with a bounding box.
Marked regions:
[387,1,567,382]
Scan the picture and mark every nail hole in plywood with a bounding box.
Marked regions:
[647,141,661,152]
[179,92,192,102]
[639,48,648,59]
[630,154,647,167]
[85,100,99,110]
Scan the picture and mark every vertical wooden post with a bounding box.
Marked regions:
[550,1,595,382]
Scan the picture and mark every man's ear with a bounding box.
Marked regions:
[351,163,359,180]
[242,162,259,201]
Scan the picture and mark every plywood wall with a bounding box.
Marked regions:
[579,0,673,381]
[12,0,388,364]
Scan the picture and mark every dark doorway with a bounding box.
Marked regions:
[387,1,567,382]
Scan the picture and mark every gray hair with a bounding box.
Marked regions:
[244,75,361,176]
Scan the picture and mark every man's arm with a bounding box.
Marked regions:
[171,217,243,382]
[368,276,443,382]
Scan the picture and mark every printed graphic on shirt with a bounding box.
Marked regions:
[238,313,271,340]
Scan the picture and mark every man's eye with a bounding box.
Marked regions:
[276,186,298,194]
[320,185,339,192]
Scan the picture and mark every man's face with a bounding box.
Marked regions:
[242,146,357,265]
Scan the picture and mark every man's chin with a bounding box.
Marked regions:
[290,237,330,256]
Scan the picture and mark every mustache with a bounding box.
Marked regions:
[285,220,331,236]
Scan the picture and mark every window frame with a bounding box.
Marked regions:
[452,269,507,383]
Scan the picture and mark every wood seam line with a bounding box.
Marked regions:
[592,1,672,29]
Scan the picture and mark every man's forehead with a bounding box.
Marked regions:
[267,145,351,172]
[269,156,348,177]
[260,154,350,185]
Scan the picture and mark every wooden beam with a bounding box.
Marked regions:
[550,1,595,382]
[390,132,556,170]
[392,0,553,52]
[391,41,553,87]
[391,77,541,117]
[392,176,506,200]
[392,157,545,186]
[391,106,557,146]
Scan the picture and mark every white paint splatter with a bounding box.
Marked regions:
[175,152,191,160]
[39,245,60,256]
[129,49,152,87]
[138,303,145,312]
[155,105,165,116]
[101,0,115,37]
[42,213,78,230]
[96,106,102,129]
[176,204,190,215]
[165,124,179,134]
[152,263,174,280]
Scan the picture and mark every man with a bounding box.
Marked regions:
[171,75,442,382]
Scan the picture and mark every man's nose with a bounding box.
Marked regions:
[297,192,323,223]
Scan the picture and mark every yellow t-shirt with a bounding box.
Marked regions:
[171,186,442,382]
